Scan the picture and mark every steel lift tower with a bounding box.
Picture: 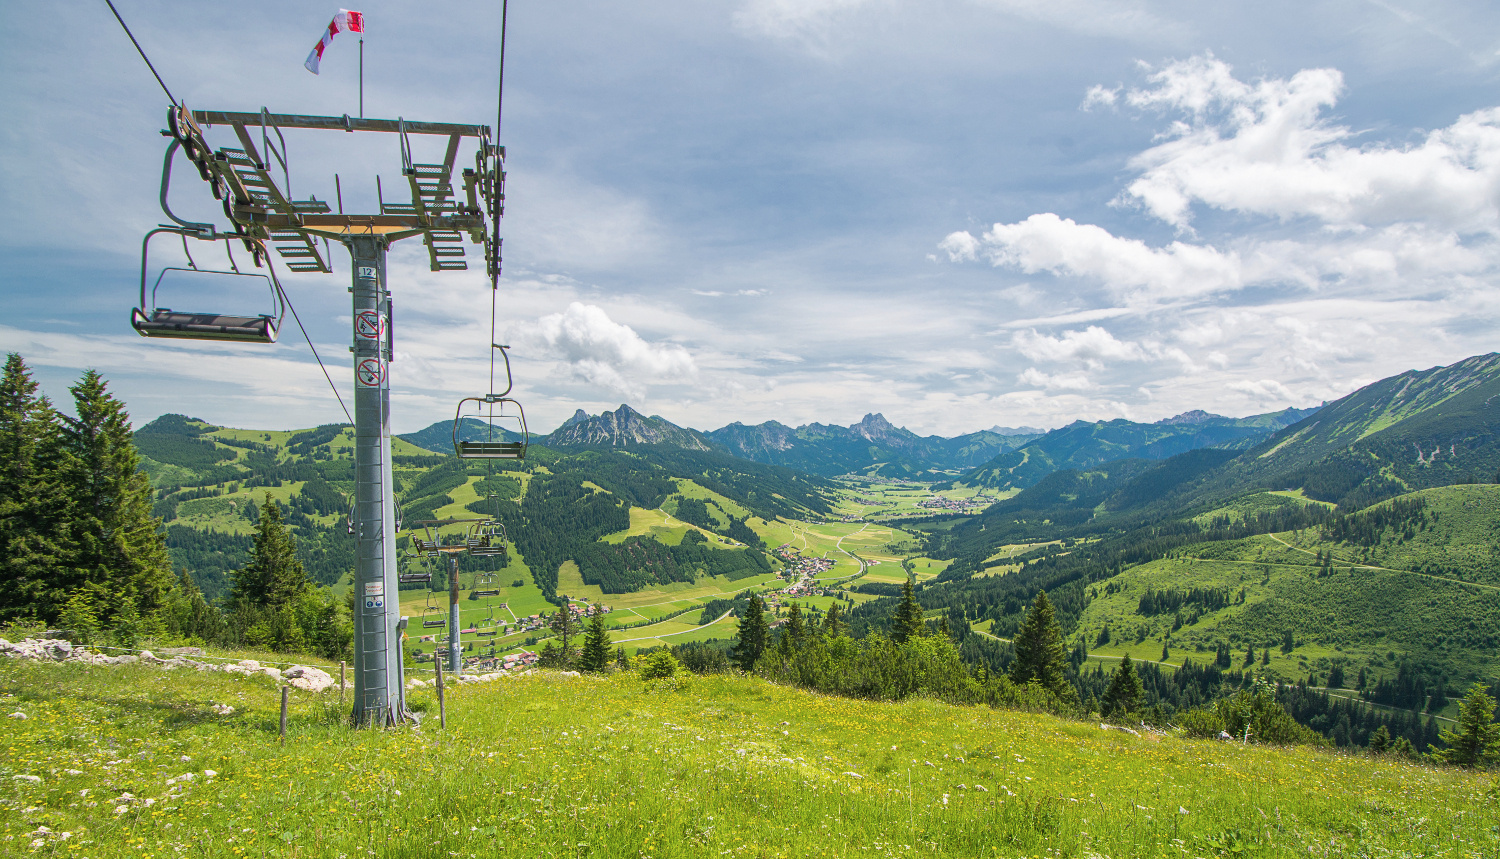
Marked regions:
[134,105,510,726]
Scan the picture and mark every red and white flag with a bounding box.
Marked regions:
[304,9,365,75]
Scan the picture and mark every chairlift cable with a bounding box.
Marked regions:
[277,281,355,425]
[102,0,178,107]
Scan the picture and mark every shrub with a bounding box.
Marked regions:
[639,649,682,681]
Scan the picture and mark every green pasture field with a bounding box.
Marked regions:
[1279,484,1500,587]
[670,478,752,522]
[1191,491,1327,526]
[3,657,1494,858]
[1073,530,1500,696]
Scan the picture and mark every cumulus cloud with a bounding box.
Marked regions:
[945,213,1243,300]
[1118,54,1500,233]
[1017,367,1093,391]
[1228,378,1299,404]
[1013,325,1146,368]
[526,302,697,398]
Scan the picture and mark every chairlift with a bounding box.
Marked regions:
[466,517,508,558]
[131,227,285,344]
[454,345,528,459]
[476,628,497,639]
[420,603,446,629]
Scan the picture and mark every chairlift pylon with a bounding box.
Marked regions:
[131,227,285,344]
[454,344,527,459]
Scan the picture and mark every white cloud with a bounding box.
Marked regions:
[1017,367,1093,391]
[525,302,697,398]
[1081,84,1120,110]
[1228,378,1299,404]
[1119,54,1500,233]
[948,213,1244,300]
[1013,325,1145,368]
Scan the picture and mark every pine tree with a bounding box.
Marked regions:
[1101,653,1144,718]
[823,601,844,637]
[578,607,612,672]
[731,593,769,671]
[1368,724,1392,755]
[1009,590,1072,699]
[615,646,630,670]
[0,354,72,621]
[59,370,172,623]
[230,495,309,610]
[1434,682,1500,768]
[891,575,924,643]
[1160,641,1170,662]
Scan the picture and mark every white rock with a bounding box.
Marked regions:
[12,775,41,783]
[283,665,334,693]
[8,712,27,720]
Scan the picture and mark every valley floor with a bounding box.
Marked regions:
[1,657,1495,858]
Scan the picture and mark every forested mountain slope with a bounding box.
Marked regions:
[956,407,1316,491]
[135,416,830,605]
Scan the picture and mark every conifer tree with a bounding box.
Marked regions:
[0,354,71,620]
[731,593,769,671]
[786,603,806,647]
[548,599,581,663]
[1009,590,1072,699]
[1368,724,1392,755]
[891,575,924,643]
[578,606,612,672]
[230,495,309,610]
[1434,683,1500,768]
[59,370,172,622]
[823,601,844,638]
[1101,653,1144,718]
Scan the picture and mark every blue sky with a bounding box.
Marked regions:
[4,0,1500,436]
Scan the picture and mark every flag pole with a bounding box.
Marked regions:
[359,39,364,118]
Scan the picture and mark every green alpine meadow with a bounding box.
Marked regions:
[4,348,1500,856]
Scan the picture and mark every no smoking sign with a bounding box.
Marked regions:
[355,310,382,340]
[356,358,385,387]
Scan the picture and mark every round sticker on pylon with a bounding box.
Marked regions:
[356,357,385,387]
[355,310,382,340]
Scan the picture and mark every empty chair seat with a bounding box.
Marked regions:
[131,308,279,344]
[455,440,525,458]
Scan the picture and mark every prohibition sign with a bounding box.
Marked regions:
[355,310,382,340]
[356,358,385,387]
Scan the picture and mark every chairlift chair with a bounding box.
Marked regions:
[420,604,446,629]
[131,227,285,344]
[454,345,528,459]
[466,518,508,558]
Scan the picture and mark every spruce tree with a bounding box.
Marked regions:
[1009,590,1072,699]
[548,599,581,663]
[231,494,309,610]
[578,607,612,672]
[731,593,769,671]
[786,603,806,647]
[1434,683,1500,768]
[59,370,172,622]
[0,355,71,621]
[891,575,924,643]
[1101,653,1144,718]
[823,601,844,638]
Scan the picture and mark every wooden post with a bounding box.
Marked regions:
[434,653,446,729]
[279,686,289,745]
[339,661,346,706]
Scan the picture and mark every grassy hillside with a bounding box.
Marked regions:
[2,657,1494,858]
